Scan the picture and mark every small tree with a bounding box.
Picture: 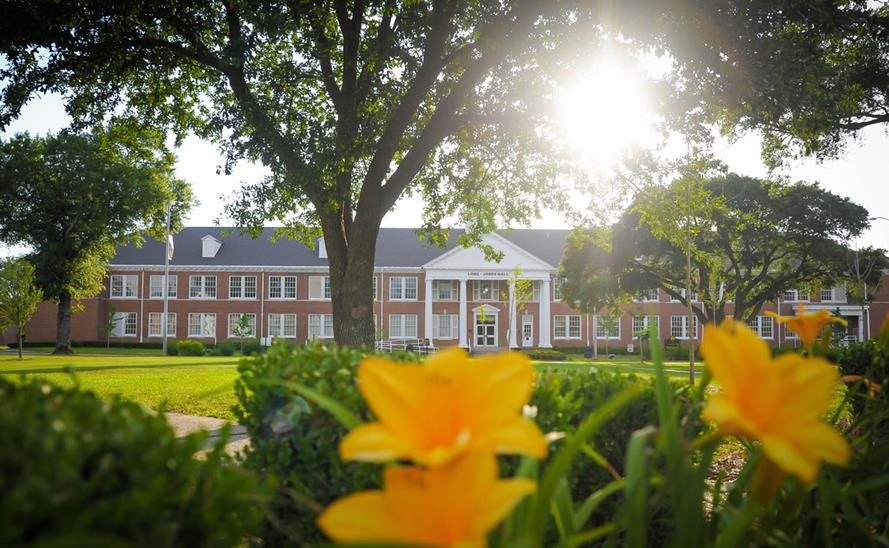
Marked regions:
[102,304,120,349]
[598,309,622,356]
[231,314,254,354]
[0,258,43,359]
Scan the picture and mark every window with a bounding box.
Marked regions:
[554,315,582,339]
[670,288,699,302]
[269,275,297,299]
[189,275,217,299]
[308,276,330,300]
[639,289,659,302]
[229,276,257,299]
[632,315,659,336]
[432,314,458,339]
[372,276,377,300]
[820,286,846,303]
[308,314,334,339]
[389,314,418,339]
[670,315,699,339]
[110,312,137,336]
[149,275,177,299]
[188,313,216,337]
[228,313,257,337]
[595,315,621,339]
[531,281,541,302]
[110,274,138,298]
[747,315,774,339]
[782,289,810,302]
[389,277,418,300]
[784,325,798,340]
[147,312,176,337]
[472,280,498,301]
[553,277,566,301]
[435,280,456,301]
[268,313,297,338]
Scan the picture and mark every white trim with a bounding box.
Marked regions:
[422,232,556,270]
[109,264,423,272]
[473,308,499,347]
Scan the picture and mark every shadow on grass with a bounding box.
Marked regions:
[0,361,239,375]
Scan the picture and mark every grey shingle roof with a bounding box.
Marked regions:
[110,227,569,268]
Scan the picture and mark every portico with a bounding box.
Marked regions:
[421,233,555,350]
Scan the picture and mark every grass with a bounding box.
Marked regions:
[0,354,242,419]
[6,346,165,356]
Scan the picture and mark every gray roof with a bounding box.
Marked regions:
[111,227,569,268]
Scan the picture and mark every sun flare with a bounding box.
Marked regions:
[554,61,654,168]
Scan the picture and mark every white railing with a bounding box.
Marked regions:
[375,339,435,354]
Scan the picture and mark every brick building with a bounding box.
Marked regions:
[6,227,889,350]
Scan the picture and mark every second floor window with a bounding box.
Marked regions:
[783,289,810,302]
[308,276,331,300]
[389,276,418,300]
[435,280,456,301]
[149,275,177,298]
[820,286,846,303]
[229,276,257,299]
[553,277,565,301]
[269,275,297,299]
[110,274,137,298]
[189,275,217,299]
[472,280,497,301]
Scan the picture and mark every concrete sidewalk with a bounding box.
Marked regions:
[165,413,250,456]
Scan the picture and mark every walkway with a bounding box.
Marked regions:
[165,412,250,456]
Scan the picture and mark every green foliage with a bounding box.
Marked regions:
[525,348,567,361]
[176,339,206,356]
[233,342,379,545]
[239,339,265,356]
[210,342,236,357]
[0,257,42,358]
[166,340,180,355]
[0,377,267,546]
[0,127,193,351]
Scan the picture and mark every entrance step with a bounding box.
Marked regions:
[470,347,504,355]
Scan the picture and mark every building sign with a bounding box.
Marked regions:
[466,271,510,278]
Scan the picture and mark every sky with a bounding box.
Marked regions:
[2,90,888,254]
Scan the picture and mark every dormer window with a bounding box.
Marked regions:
[318,237,327,259]
[202,235,222,258]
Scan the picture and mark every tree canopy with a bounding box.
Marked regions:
[561,173,881,324]
[0,258,43,359]
[0,126,193,353]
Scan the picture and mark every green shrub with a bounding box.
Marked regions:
[0,377,268,546]
[176,339,206,356]
[211,342,236,356]
[830,339,888,415]
[240,339,265,356]
[525,348,567,361]
[234,342,379,545]
[167,340,180,355]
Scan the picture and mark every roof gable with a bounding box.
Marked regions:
[422,232,554,271]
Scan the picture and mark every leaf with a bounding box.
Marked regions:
[257,378,361,430]
[623,427,655,548]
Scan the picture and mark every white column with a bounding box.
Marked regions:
[459,279,468,348]
[540,278,552,348]
[509,280,518,348]
[424,278,433,342]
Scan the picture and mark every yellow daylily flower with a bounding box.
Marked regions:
[701,319,850,484]
[317,452,535,547]
[340,348,548,467]
[765,304,847,347]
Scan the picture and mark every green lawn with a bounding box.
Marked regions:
[0,353,703,420]
[0,354,242,419]
[6,346,165,356]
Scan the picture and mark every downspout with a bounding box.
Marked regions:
[260,271,265,342]
[139,271,145,343]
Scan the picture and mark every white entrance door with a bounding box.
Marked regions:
[521,315,533,347]
[475,314,497,347]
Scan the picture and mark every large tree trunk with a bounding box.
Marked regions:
[54,291,74,355]
[325,217,379,349]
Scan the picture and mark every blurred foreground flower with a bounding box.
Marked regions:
[765,305,847,348]
[701,319,850,484]
[340,348,547,467]
[317,453,534,546]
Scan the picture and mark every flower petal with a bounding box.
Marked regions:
[471,478,536,538]
[357,358,426,440]
[760,433,820,484]
[469,352,536,427]
[339,422,413,463]
[789,421,850,467]
[317,491,401,544]
[488,417,548,458]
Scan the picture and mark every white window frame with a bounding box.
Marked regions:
[434,280,456,301]
[670,288,699,303]
[594,315,621,339]
[187,313,216,338]
[389,276,418,301]
[632,315,660,337]
[472,280,498,301]
[189,275,217,300]
[149,275,178,299]
[308,313,334,339]
[110,274,138,299]
[640,289,659,302]
[782,289,810,303]
[227,313,257,338]
[147,312,176,337]
[432,314,459,339]
[111,311,138,336]
[268,313,297,339]
[229,275,258,300]
[388,314,418,339]
[820,286,846,303]
[531,281,541,302]
[372,276,378,301]
[553,277,566,302]
[308,276,331,300]
[670,315,699,340]
[747,315,774,339]
[554,315,582,339]
[268,275,297,300]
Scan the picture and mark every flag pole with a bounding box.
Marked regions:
[162,203,173,355]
